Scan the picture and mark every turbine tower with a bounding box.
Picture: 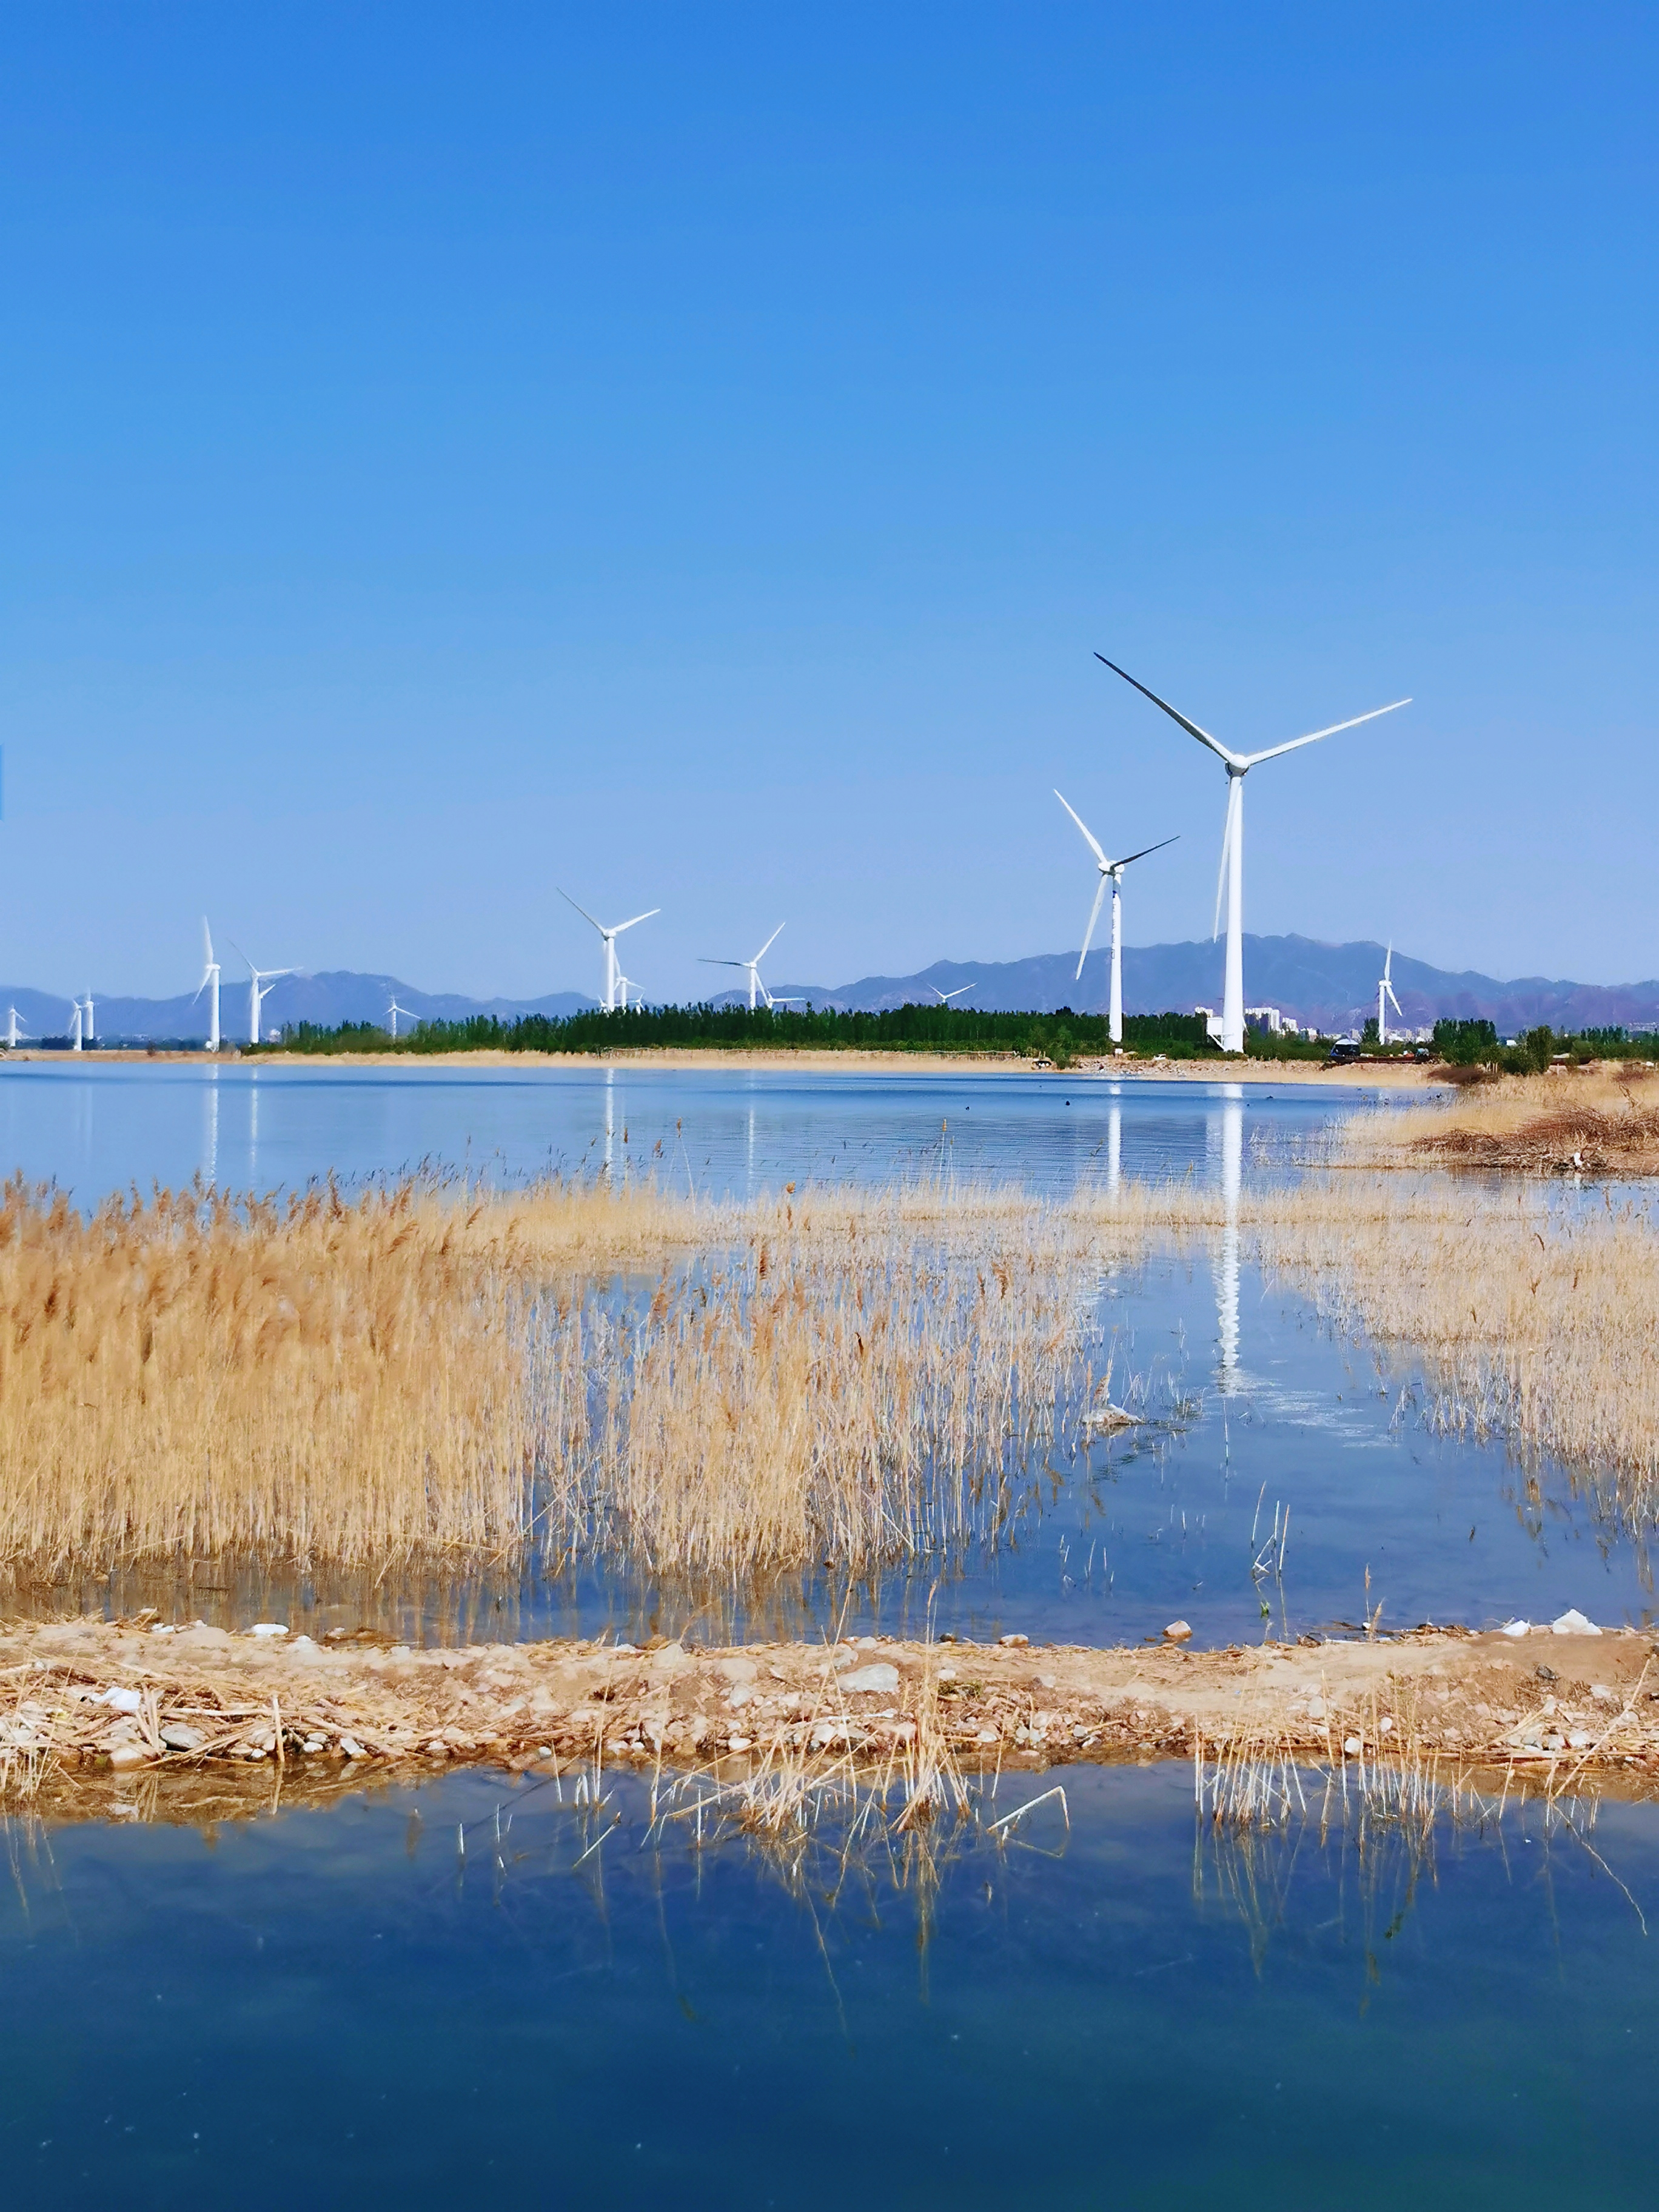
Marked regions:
[559,890,660,1013]
[386,995,411,1040]
[1376,945,1403,1046]
[1096,655,1410,1054]
[69,999,83,1053]
[194,919,222,1053]
[81,993,95,1047]
[699,923,786,1012]
[230,943,295,1045]
[1054,791,1176,1046]
[4,1007,29,1048]
[928,982,975,1004]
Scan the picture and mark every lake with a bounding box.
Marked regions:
[3,1762,1654,2209]
[4,1059,1647,1647]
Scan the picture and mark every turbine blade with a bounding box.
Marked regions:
[201,916,214,967]
[1114,833,1180,870]
[1213,782,1239,940]
[1239,699,1411,770]
[1386,981,1404,1017]
[697,957,747,968]
[612,908,660,936]
[1054,789,1108,868]
[1076,876,1108,981]
[557,888,606,936]
[1094,655,1245,768]
[752,922,786,963]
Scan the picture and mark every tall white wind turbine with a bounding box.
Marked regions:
[193,919,222,1053]
[559,890,660,1013]
[1096,656,1410,1054]
[1053,791,1176,1046]
[5,1007,29,1048]
[81,993,95,1046]
[1376,945,1403,1045]
[699,923,786,1012]
[928,982,975,1004]
[230,943,295,1045]
[387,995,411,1040]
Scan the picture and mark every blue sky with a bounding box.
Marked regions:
[4,4,1655,1002]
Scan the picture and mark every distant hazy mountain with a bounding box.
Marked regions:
[7,937,1657,1045]
[771,936,1659,1035]
[0,971,594,1045]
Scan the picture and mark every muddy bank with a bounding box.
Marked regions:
[4,1616,1656,1813]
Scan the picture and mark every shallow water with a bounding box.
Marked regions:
[2,1061,1651,1644]
[0,1056,1360,1204]
[3,1765,1654,2208]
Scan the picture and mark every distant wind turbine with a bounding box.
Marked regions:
[69,999,83,1053]
[1096,655,1410,1053]
[560,890,660,1013]
[230,942,295,1045]
[699,922,786,1011]
[386,995,411,1040]
[1053,791,1176,1046]
[81,993,95,1047]
[193,919,222,1053]
[928,982,975,1005]
[4,1007,29,1048]
[1376,945,1404,1045]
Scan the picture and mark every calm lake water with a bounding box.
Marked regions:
[4,1058,1652,1644]
[4,1763,1655,2209]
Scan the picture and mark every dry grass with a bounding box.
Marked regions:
[1346,1066,1659,1175]
[1253,1177,1659,1526]
[0,1173,1114,1580]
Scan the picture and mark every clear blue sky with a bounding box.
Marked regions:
[4,4,1655,1002]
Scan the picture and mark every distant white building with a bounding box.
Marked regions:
[1245,1004,1285,1034]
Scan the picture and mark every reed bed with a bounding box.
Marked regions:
[1251,1178,1659,1527]
[1344,1066,1659,1175]
[0,1173,1114,1580]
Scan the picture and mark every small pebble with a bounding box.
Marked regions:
[1164,1621,1193,1643]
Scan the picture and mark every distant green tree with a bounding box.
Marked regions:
[1432,1017,1498,1065]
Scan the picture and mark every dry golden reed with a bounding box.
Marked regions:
[0,1174,1108,1578]
[1343,1067,1659,1175]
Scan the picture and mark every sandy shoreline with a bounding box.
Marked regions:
[6,1618,1653,1815]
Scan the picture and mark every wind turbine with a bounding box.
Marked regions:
[4,1007,29,1048]
[230,943,294,1045]
[559,890,660,1013]
[69,999,83,1053]
[193,919,222,1053]
[699,923,786,1012]
[1054,791,1177,1047]
[81,993,95,1047]
[928,982,975,1005]
[1096,656,1410,1054]
[1376,945,1403,1046]
[386,995,411,1040]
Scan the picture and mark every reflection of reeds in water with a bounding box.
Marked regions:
[1248,1179,1659,1534]
[0,1175,1103,1580]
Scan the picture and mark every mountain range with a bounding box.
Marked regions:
[6,937,1657,1044]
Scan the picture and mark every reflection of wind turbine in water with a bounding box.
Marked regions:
[1107,1090,1122,1197]
[1376,945,1403,1045]
[603,1067,615,1176]
[1215,1086,1244,1389]
[203,1067,219,1187]
[1054,791,1176,1045]
[1095,656,1410,1053]
[249,1071,260,1178]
